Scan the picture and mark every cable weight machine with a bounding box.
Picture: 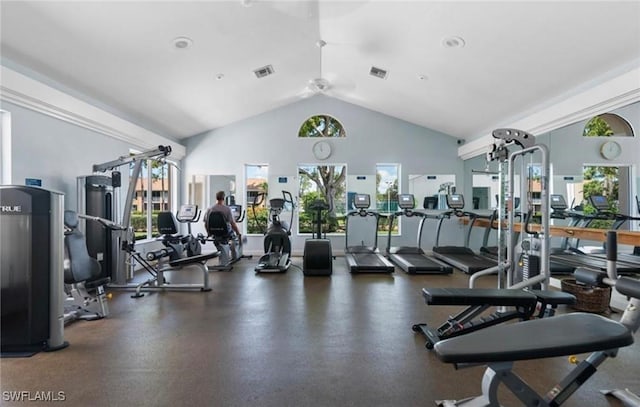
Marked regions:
[79,145,172,285]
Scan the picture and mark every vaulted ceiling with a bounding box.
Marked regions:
[1,1,639,142]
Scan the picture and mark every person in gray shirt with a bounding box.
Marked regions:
[204,191,241,239]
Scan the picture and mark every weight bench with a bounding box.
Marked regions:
[131,250,219,298]
[432,275,640,407]
[433,313,633,406]
[412,288,575,349]
[119,212,221,298]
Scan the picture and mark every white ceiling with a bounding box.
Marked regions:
[1,1,639,142]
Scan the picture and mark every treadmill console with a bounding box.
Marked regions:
[550,194,568,211]
[353,194,371,209]
[229,204,243,222]
[177,204,199,222]
[398,194,415,210]
[589,195,609,211]
[446,194,465,210]
[423,196,438,210]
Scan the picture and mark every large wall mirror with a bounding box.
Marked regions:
[187,174,236,235]
[408,174,456,210]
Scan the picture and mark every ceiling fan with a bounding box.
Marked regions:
[299,39,355,98]
[299,40,331,97]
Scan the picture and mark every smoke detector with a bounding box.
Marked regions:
[172,37,193,50]
[441,36,466,49]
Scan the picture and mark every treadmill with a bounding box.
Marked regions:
[386,194,453,274]
[550,194,640,274]
[431,194,497,274]
[344,194,395,273]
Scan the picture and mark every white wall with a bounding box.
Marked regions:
[4,101,133,208]
[184,95,465,255]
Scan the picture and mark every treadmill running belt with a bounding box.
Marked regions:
[432,246,496,274]
[390,253,453,274]
[354,253,387,267]
[346,252,395,273]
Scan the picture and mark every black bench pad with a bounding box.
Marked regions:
[422,288,536,306]
[435,313,633,364]
[529,289,576,305]
[169,252,219,268]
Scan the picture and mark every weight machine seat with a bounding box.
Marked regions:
[422,288,537,307]
[206,211,233,243]
[157,211,190,244]
[168,252,219,268]
[64,210,110,287]
[434,313,633,365]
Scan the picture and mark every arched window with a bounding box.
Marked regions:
[298,114,346,138]
[583,113,634,138]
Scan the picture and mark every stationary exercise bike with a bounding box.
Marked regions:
[253,191,295,273]
[302,199,333,276]
[205,203,252,271]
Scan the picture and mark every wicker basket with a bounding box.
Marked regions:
[561,278,611,314]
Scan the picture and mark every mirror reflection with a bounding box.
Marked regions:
[408,174,456,210]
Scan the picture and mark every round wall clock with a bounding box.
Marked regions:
[312,140,332,160]
[600,140,622,160]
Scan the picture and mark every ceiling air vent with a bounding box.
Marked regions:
[369,66,388,79]
[253,65,275,78]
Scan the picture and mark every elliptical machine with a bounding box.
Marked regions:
[303,199,333,276]
[253,191,295,273]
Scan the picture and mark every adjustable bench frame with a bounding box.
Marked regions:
[436,349,619,407]
[412,288,575,349]
[129,251,219,298]
[433,276,640,407]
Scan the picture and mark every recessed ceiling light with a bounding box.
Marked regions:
[216,73,225,81]
[418,74,428,81]
[441,36,465,49]
[172,36,193,50]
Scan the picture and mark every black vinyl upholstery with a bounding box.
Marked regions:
[434,313,633,364]
[64,210,102,285]
[157,212,179,235]
[206,211,231,242]
[422,288,536,306]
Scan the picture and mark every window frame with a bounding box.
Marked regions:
[245,164,269,235]
[128,154,177,241]
[297,163,348,236]
[376,163,401,235]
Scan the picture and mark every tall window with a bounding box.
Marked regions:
[581,165,620,229]
[376,164,399,233]
[129,158,175,240]
[246,164,269,234]
[298,164,347,234]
